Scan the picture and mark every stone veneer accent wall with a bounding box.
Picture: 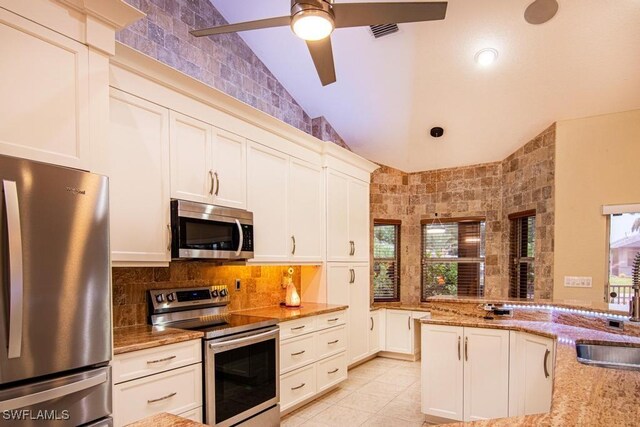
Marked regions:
[371,125,556,303]
[117,0,347,147]
[112,264,305,327]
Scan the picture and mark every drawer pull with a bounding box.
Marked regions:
[291,325,306,331]
[327,318,339,322]
[327,368,339,374]
[291,383,306,391]
[146,355,176,365]
[147,392,177,404]
[328,339,339,345]
[291,350,306,356]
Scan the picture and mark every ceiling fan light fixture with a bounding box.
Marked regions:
[291,9,335,41]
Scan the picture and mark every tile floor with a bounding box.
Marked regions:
[281,357,432,427]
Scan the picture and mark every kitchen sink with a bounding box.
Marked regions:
[576,343,640,371]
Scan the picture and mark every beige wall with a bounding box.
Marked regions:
[554,109,640,303]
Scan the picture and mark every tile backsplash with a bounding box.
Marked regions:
[112,263,307,327]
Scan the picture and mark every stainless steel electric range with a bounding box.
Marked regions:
[148,286,280,427]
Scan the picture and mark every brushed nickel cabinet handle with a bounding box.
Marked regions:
[291,350,306,356]
[291,383,305,390]
[327,368,339,374]
[146,355,176,364]
[457,336,461,361]
[147,392,177,404]
[328,340,339,345]
[370,317,374,331]
[327,318,339,322]
[465,337,469,362]
[166,224,172,252]
[208,170,214,195]
[349,241,355,256]
[349,269,355,284]
[214,171,220,196]
[291,235,296,255]
[408,315,411,330]
[544,349,551,378]
[291,325,305,331]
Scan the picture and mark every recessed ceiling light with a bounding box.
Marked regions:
[474,48,499,66]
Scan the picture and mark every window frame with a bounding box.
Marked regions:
[420,216,486,301]
[603,204,640,306]
[508,209,536,299]
[372,219,401,302]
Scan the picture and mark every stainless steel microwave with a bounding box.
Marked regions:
[170,200,254,261]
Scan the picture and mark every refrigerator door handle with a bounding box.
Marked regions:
[3,180,24,359]
[0,371,108,411]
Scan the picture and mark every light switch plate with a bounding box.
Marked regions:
[564,276,593,288]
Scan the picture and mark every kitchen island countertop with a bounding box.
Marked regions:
[126,412,206,427]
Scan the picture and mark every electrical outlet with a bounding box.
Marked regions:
[235,279,241,291]
[564,276,593,288]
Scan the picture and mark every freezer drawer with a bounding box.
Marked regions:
[0,366,111,427]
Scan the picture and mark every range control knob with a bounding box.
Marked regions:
[211,289,219,298]
[166,293,175,302]
[155,293,165,303]
[220,289,228,297]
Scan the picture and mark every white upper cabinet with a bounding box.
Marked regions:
[247,141,323,263]
[326,169,370,262]
[170,112,246,209]
[247,141,289,262]
[101,89,170,265]
[0,8,89,169]
[288,158,323,261]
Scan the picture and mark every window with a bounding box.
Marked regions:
[421,218,485,300]
[509,210,536,299]
[373,220,401,301]
[605,209,640,309]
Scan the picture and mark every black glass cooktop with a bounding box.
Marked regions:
[191,314,278,340]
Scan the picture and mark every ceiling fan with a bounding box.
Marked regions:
[191,1,448,86]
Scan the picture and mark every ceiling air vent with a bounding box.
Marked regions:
[369,23,399,39]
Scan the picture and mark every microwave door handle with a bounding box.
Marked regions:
[235,219,243,256]
[3,180,24,359]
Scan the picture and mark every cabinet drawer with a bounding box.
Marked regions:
[316,310,347,330]
[281,334,316,374]
[317,352,347,393]
[113,340,201,384]
[113,363,202,426]
[280,364,317,411]
[280,316,316,340]
[315,326,346,359]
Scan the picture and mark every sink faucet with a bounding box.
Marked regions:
[631,253,640,322]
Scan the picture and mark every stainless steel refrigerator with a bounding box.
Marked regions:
[0,155,112,426]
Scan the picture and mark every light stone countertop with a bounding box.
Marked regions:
[126,412,206,427]
[113,325,204,355]
[420,314,640,426]
[233,302,348,321]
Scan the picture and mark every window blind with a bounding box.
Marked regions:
[373,222,400,301]
[509,213,535,299]
[421,219,485,300]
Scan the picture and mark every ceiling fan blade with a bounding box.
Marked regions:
[332,2,447,28]
[306,37,336,86]
[190,16,291,37]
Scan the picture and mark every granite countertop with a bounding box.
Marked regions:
[234,302,348,321]
[113,325,204,355]
[419,314,640,426]
[127,413,206,427]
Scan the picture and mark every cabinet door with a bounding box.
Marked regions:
[326,264,350,306]
[211,127,246,209]
[463,328,510,421]
[169,111,212,203]
[326,170,350,261]
[385,309,413,354]
[421,324,464,421]
[348,178,370,262]
[512,333,554,416]
[0,8,89,169]
[247,141,288,262]
[289,158,323,261]
[103,89,170,264]
[348,264,370,365]
[368,310,380,354]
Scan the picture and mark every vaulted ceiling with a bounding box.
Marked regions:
[209,0,640,172]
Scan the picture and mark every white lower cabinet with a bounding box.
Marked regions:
[382,309,421,359]
[112,340,202,426]
[279,311,348,413]
[421,324,510,422]
[509,332,555,416]
[368,310,381,355]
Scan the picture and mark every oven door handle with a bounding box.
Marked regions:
[208,328,278,352]
[235,219,243,256]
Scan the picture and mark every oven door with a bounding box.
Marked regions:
[204,327,279,427]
